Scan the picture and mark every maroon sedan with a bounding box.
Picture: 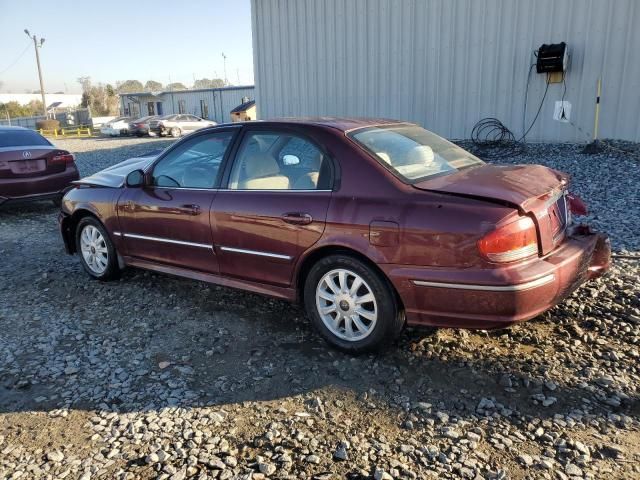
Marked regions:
[0,126,79,207]
[58,118,610,352]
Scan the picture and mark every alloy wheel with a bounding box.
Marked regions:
[80,225,109,275]
[315,268,378,341]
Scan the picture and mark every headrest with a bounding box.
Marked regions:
[245,152,280,178]
[407,145,435,165]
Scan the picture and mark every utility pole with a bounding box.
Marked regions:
[24,29,47,117]
[221,52,228,86]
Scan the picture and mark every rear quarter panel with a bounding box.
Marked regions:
[302,128,516,269]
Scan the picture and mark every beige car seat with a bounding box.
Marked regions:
[292,152,322,189]
[239,152,290,190]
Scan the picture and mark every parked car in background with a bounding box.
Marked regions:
[128,116,158,137]
[149,114,217,137]
[0,126,79,207]
[100,116,133,137]
[58,118,610,352]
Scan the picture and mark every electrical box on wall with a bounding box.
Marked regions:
[536,42,568,73]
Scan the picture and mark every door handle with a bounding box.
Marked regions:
[281,212,313,225]
[180,204,201,215]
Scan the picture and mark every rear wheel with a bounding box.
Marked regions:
[170,127,181,137]
[304,255,404,353]
[75,217,120,280]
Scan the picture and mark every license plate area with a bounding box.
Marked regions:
[10,159,47,174]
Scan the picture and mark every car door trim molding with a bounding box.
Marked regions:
[412,274,555,292]
[122,232,213,250]
[219,246,292,260]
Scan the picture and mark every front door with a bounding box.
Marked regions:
[213,128,334,286]
[117,129,237,273]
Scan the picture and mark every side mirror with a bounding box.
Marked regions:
[283,154,300,166]
[126,169,145,187]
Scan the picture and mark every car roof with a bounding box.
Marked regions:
[265,117,411,132]
[0,125,31,131]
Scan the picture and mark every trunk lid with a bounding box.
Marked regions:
[414,164,570,255]
[0,146,65,178]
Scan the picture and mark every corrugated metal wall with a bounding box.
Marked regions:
[120,87,255,124]
[251,0,640,142]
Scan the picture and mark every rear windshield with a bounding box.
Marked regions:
[0,129,52,148]
[350,124,483,182]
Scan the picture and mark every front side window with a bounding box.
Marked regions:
[152,131,234,189]
[228,131,331,190]
[350,124,484,182]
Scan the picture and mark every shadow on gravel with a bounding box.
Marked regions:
[1,258,636,429]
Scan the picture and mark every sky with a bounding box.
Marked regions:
[0,0,254,94]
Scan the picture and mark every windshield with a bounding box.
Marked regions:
[350,124,484,182]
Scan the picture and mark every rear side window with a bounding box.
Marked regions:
[228,131,331,190]
[0,129,52,148]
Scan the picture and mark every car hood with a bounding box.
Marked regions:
[73,152,161,188]
[412,164,567,212]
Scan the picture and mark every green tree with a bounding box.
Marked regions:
[192,78,225,89]
[116,79,144,93]
[0,100,44,118]
[144,80,163,91]
[77,76,119,116]
[166,82,187,91]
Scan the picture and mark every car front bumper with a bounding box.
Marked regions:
[383,226,611,329]
[0,165,80,207]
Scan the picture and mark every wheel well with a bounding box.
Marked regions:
[296,246,404,310]
[63,209,98,254]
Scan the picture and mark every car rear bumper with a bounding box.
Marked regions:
[0,165,80,206]
[383,226,611,329]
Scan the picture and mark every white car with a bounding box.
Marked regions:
[100,116,134,137]
[149,114,217,137]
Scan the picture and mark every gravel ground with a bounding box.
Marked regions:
[0,136,639,480]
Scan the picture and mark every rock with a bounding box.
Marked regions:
[374,467,393,480]
[565,463,582,476]
[46,450,64,462]
[306,454,320,464]
[258,462,276,475]
[518,454,534,466]
[333,446,348,461]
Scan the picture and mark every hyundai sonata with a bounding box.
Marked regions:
[58,118,610,352]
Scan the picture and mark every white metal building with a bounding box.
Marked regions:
[119,86,255,123]
[251,0,640,142]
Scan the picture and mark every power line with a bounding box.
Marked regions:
[0,42,32,76]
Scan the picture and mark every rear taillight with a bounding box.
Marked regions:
[51,153,75,165]
[478,216,539,263]
[567,193,588,216]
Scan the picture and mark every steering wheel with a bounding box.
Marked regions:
[155,174,180,187]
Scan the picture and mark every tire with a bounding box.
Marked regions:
[304,254,405,353]
[75,217,120,281]
[170,127,181,138]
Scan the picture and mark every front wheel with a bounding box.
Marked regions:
[75,217,120,280]
[304,255,404,353]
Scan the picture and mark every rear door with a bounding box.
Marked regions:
[212,126,334,286]
[117,128,238,273]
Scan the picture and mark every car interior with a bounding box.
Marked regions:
[228,133,330,190]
